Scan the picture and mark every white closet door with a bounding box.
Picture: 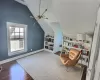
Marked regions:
[86,7,100,80]
[94,41,100,80]
[86,23,100,80]
[93,6,100,80]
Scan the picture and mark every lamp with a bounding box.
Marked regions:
[77,34,86,41]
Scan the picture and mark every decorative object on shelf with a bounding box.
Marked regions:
[77,34,86,41]
[73,44,78,48]
[70,38,72,41]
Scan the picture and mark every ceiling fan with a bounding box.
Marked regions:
[35,0,48,20]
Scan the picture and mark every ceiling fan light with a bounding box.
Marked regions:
[45,9,47,11]
[38,15,41,19]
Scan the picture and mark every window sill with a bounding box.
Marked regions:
[8,50,27,56]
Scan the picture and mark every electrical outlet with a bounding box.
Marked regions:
[31,49,32,51]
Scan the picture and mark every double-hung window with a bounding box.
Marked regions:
[7,22,27,56]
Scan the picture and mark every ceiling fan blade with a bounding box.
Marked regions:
[41,9,47,17]
[45,18,48,19]
[42,15,48,19]
[33,17,40,26]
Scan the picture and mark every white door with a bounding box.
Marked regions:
[93,45,100,80]
[86,7,100,80]
[86,23,100,80]
[93,7,100,80]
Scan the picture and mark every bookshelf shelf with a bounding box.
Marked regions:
[44,34,54,52]
[63,36,91,66]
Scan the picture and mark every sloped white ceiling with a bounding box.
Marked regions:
[24,0,99,36]
[38,19,54,34]
[24,0,54,34]
[25,0,40,17]
[52,0,99,36]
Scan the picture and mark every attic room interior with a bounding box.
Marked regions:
[0,0,100,80]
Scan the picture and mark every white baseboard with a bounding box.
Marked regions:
[44,49,53,53]
[0,49,44,65]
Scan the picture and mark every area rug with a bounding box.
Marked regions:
[17,51,83,80]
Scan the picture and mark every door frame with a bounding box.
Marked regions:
[86,8,100,80]
[93,41,100,80]
[93,7,100,80]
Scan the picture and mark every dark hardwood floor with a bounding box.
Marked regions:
[0,61,34,80]
[81,66,87,80]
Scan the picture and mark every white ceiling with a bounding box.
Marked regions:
[38,19,54,34]
[24,0,56,35]
[24,0,99,36]
[52,0,99,36]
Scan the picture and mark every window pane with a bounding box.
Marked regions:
[20,28,24,32]
[9,27,15,33]
[15,33,19,38]
[15,27,19,32]
[10,40,17,52]
[10,33,15,39]
[10,40,24,52]
[19,40,24,49]
[7,22,27,54]
[20,33,24,38]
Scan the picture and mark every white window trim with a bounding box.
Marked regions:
[7,22,28,56]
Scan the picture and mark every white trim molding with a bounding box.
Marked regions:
[44,49,53,53]
[0,49,44,65]
[7,22,28,56]
[15,0,27,6]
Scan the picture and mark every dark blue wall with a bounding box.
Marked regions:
[0,0,44,61]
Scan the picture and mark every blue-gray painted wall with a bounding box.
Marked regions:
[0,0,44,61]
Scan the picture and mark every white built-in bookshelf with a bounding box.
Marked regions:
[63,36,91,66]
[44,34,54,52]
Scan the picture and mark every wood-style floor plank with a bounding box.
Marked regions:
[0,61,34,80]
